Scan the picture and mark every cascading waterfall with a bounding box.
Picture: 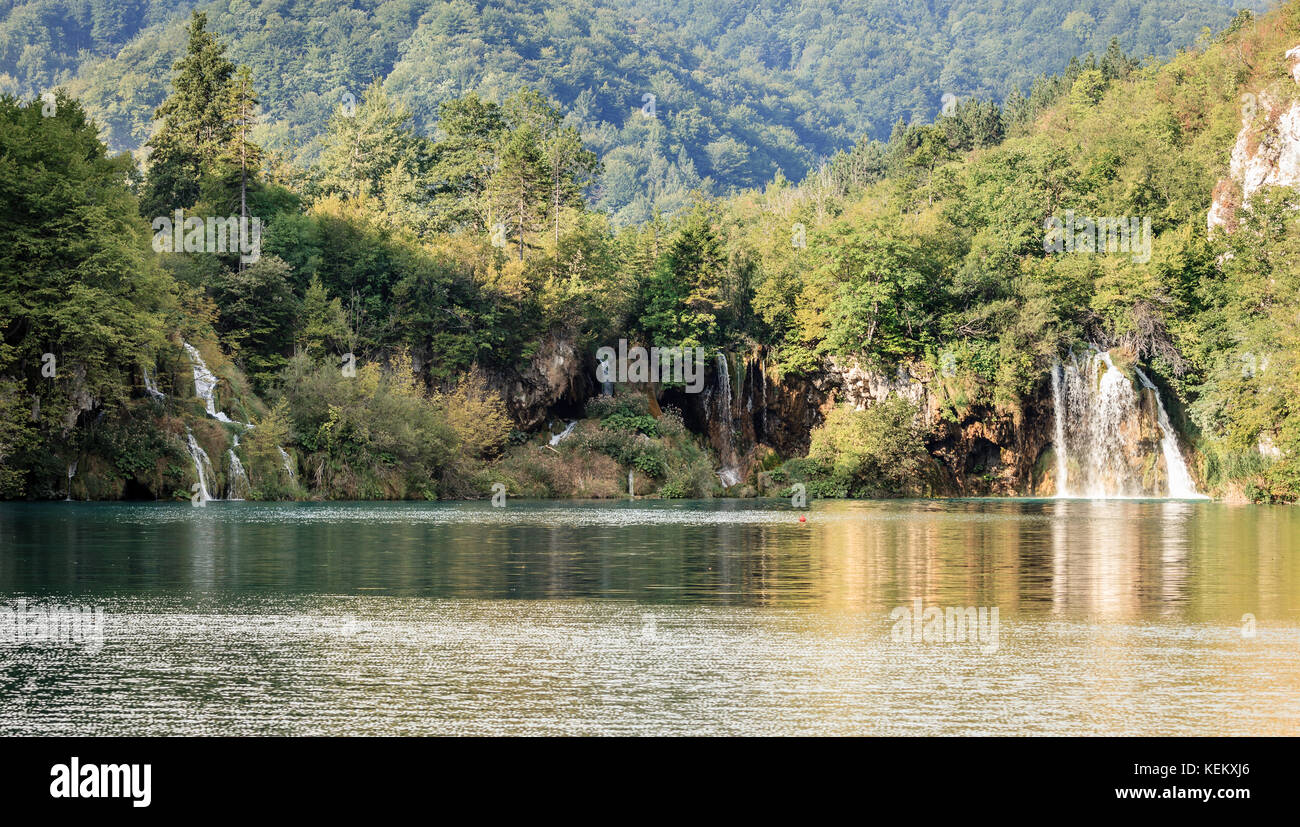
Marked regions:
[142,366,165,401]
[715,353,741,487]
[549,420,578,446]
[185,428,217,502]
[1050,363,1069,494]
[278,446,297,482]
[226,434,250,500]
[1135,368,1203,499]
[628,469,634,497]
[1051,350,1203,499]
[183,342,234,423]
[65,459,77,501]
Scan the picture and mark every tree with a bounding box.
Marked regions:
[0,91,172,493]
[221,65,261,230]
[298,276,351,358]
[637,204,728,348]
[314,81,431,231]
[428,94,507,231]
[486,126,548,260]
[141,12,237,216]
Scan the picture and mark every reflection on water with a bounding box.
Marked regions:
[0,499,1297,735]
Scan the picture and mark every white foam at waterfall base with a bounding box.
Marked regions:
[185,428,217,502]
[183,343,235,423]
[1052,351,1204,499]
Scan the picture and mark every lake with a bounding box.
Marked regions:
[1,498,1297,735]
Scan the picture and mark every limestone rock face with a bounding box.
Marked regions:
[484,333,583,430]
[1207,45,1300,234]
[825,356,937,424]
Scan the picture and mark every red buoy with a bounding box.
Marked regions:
[799,515,806,523]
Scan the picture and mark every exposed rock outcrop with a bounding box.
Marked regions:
[483,333,586,430]
[1207,45,1300,234]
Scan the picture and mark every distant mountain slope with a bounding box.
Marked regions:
[1,0,1270,221]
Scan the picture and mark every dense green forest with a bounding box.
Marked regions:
[3,2,1300,504]
[0,0,1264,221]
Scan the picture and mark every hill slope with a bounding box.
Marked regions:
[1,0,1266,221]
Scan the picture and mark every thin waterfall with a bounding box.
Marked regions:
[628,469,634,497]
[715,353,741,487]
[1051,350,1203,498]
[226,434,250,500]
[1135,368,1204,499]
[549,420,578,446]
[185,428,217,502]
[1050,363,1069,494]
[65,459,77,501]
[142,366,165,401]
[183,342,234,423]
[278,446,296,482]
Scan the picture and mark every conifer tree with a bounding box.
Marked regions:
[141,12,237,217]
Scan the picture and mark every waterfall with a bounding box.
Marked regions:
[759,356,768,439]
[549,420,578,446]
[183,343,234,423]
[142,366,165,401]
[65,459,77,501]
[185,428,217,502]
[278,446,297,482]
[226,450,249,499]
[1050,363,1069,494]
[715,353,741,487]
[226,434,250,500]
[628,469,634,497]
[1051,350,1203,499]
[1134,368,1203,499]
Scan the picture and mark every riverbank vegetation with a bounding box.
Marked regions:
[3,3,1300,502]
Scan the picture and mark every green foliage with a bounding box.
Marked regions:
[277,354,458,499]
[140,11,240,216]
[8,0,1251,221]
[799,398,931,496]
[0,90,172,496]
[601,412,659,437]
[5,0,1300,506]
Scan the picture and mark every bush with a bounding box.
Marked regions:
[784,398,931,497]
[277,353,457,498]
[602,411,659,437]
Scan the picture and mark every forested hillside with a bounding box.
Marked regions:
[4,2,1300,505]
[1,0,1264,221]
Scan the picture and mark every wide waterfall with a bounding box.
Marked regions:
[185,428,217,502]
[183,342,235,423]
[1052,350,1203,498]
